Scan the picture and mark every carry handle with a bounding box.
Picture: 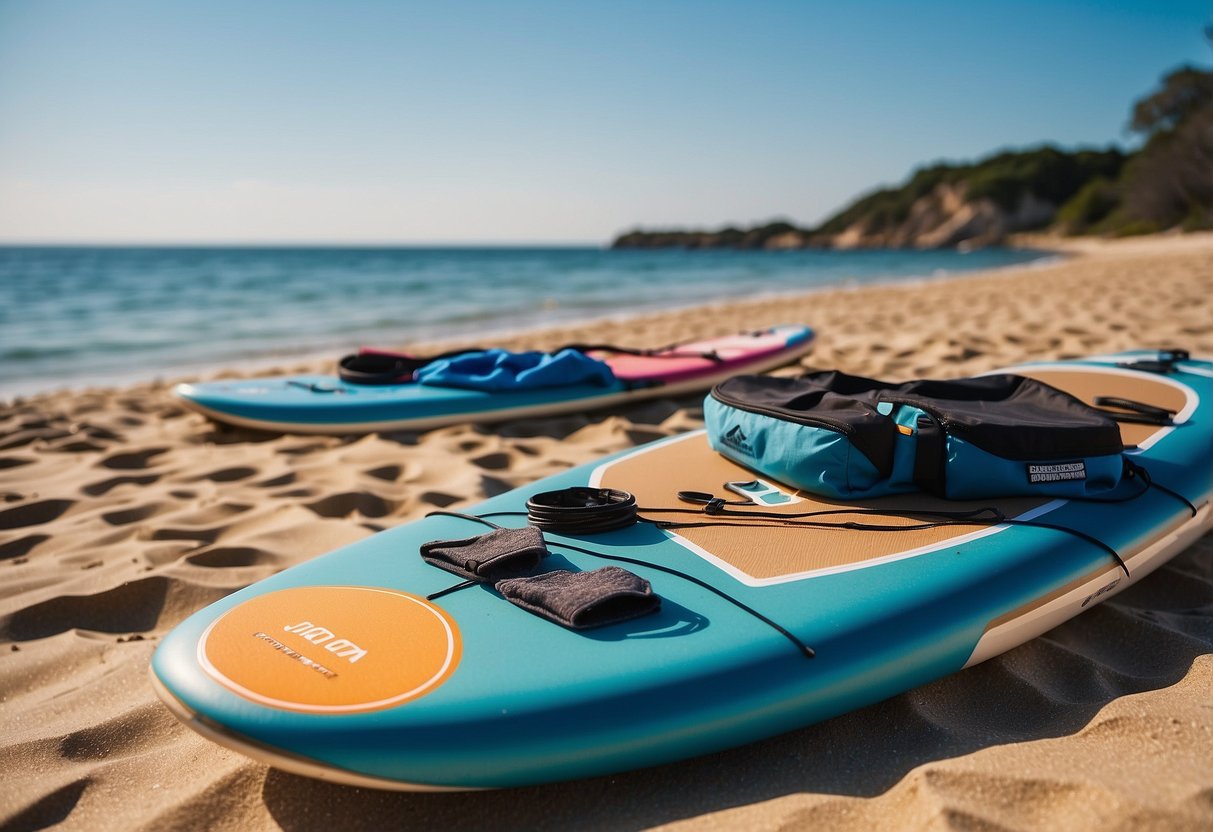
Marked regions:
[1093,396,1175,426]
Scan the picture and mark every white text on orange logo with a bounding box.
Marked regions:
[283,620,368,663]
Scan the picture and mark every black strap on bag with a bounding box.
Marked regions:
[912,413,946,496]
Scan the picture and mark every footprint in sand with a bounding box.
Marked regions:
[255,471,296,487]
[97,447,168,471]
[0,456,35,471]
[0,427,76,450]
[0,499,75,530]
[83,474,160,497]
[304,492,397,519]
[362,465,401,482]
[419,491,462,508]
[186,546,275,568]
[74,422,122,441]
[0,575,170,640]
[47,438,109,453]
[196,466,257,483]
[2,780,90,831]
[149,526,222,545]
[100,503,167,527]
[1,534,50,560]
[470,453,512,471]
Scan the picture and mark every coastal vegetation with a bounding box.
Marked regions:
[613,61,1213,250]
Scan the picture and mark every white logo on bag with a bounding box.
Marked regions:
[1027,461,1086,483]
[283,620,368,663]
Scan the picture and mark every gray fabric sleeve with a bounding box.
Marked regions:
[494,566,660,629]
[420,526,547,582]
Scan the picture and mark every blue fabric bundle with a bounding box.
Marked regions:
[415,348,616,392]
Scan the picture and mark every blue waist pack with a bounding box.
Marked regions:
[705,371,1126,500]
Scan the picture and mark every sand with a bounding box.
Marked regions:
[1,233,1212,831]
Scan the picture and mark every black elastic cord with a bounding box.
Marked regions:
[427,509,503,529]
[427,579,477,600]
[677,490,754,508]
[633,502,1133,577]
[286,380,346,394]
[548,539,814,658]
[421,510,506,599]
[563,342,724,363]
[1124,458,1197,517]
[996,518,1130,576]
[641,503,1007,524]
[653,516,1130,576]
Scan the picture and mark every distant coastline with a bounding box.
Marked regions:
[609,145,1128,252]
[612,64,1213,252]
[611,146,1120,254]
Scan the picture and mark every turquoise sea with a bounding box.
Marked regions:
[0,246,1051,397]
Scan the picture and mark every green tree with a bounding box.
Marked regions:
[1113,62,1213,232]
[1130,65,1213,135]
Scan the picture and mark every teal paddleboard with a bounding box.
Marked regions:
[174,325,815,434]
[151,350,1213,790]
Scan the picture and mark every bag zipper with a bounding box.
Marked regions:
[709,387,862,436]
[879,395,950,429]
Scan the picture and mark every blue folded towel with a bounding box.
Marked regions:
[415,348,616,391]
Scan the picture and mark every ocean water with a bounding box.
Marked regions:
[0,245,1051,397]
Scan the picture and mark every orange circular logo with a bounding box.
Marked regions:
[198,586,461,713]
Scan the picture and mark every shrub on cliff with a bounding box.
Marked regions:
[1055,177,1120,234]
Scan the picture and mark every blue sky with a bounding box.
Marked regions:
[0,1,1209,244]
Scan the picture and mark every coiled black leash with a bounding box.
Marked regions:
[525,487,638,534]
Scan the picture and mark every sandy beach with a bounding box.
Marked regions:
[2,233,1212,831]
